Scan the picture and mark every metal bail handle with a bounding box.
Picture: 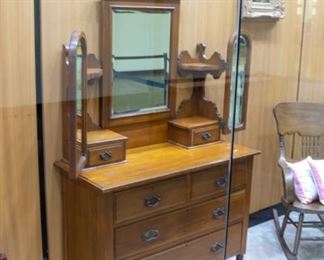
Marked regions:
[142,229,160,242]
[211,241,224,253]
[202,131,212,140]
[214,176,228,188]
[145,194,161,208]
[212,208,226,219]
[99,151,112,161]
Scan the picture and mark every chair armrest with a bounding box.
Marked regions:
[278,156,295,203]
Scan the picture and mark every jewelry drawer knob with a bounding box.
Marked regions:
[99,151,112,161]
[145,194,161,208]
[142,229,160,242]
[212,208,226,219]
[211,241,224,252]
[214,176,227,188]
[202,131,212,140]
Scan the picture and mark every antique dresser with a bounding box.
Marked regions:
[55,0,259,259]
[57,142,258,260]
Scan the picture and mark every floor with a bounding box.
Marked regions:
[232,212,324,260]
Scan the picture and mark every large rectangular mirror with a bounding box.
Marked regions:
[112,9,171,116]
[101,0,179,128]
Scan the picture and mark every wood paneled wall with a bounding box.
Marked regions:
[0,1,42,259]
[236,0,305,212]
[41,1,100,259]
[298,0,324,102]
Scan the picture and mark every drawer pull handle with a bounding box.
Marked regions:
[212,208,226,219]
[211,241,224,253]
[142,229,160,242]
[145,194,161,208]
[202,132,212,140]
[214,176,227,188]
[99,151,112,161]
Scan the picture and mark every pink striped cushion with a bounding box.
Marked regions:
[307,157,324,205]
[287,157,318,204]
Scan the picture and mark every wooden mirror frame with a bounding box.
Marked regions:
[100,0,179,128]
[223,33,251,134]
[62,31,88,179]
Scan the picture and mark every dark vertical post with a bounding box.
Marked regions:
[34,0,49,259]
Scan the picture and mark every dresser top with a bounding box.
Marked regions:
[70,141,259,193]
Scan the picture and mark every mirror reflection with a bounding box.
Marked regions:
[253,0,270,3]
[111,8,171,116]
[76,42,83,115]
[228,35,248,129]
[75,41,84,167]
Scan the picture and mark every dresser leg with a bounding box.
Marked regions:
[236,255,244,260]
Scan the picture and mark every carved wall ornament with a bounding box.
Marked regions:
[242,0,285,19]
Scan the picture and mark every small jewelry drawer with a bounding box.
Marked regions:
[115,177,186,223]
[168,117,221,148]
[191,160,248,200]
[88,143,125,167]
[192,125,220,146]
[77,129,127,168]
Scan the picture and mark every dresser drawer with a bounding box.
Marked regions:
[143,222,243,260]
[88,143,125,167]
[192,125,220,146]
[191,160,248,200]
[115,196,226,259]
[115,191,245,259]
[115,177,186,223]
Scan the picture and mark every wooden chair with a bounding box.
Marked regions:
[273,102,324,260]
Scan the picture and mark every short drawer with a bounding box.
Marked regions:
[143,222,243,260]
[193,125,220,146]
[88,143,125,167]
[115,177,186,223]
[191,160,248,200]
[115,196,227,259]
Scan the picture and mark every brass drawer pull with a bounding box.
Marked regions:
[214,176,227,188]
[212,208,226,219]
[145,194,161,208]
[202,131,212,140]
[99,151,112,161]
[211,241,224,253]
[142,229,160,242]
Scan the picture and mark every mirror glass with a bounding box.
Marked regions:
[76,42,83,116]
[111,8,171,116]
[75,41,84,167]
[228,35,248,129]
[252,0,270,3]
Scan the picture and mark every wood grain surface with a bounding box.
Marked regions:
[0,1,42,259]
[77,142,259,192]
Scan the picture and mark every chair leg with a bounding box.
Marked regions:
[293,212,304,255]
[280,209,290,237]
[273,209,298,260]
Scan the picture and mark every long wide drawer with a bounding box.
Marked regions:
[191,159,249,200]
[143,222,243,260]
[115,176,187,223]
[115,191,245,259]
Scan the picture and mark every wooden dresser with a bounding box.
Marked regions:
[58,141,259,260]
